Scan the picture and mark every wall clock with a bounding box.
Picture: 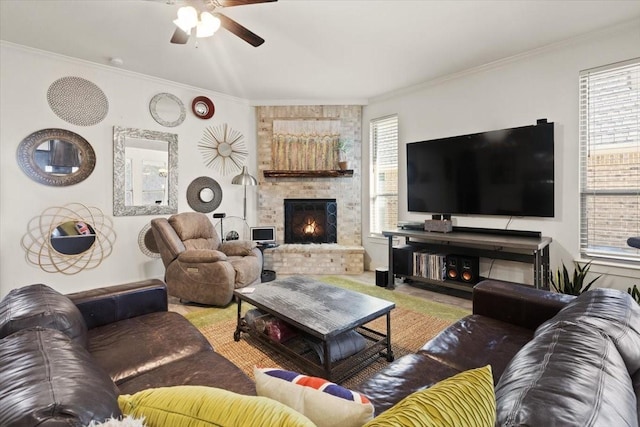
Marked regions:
[192,96,215,119]
[198,123,248,176]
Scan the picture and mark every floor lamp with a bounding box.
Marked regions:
[232,166,257,220]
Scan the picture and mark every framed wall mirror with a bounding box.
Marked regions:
[17,128,96,186]
[113,126,178,216]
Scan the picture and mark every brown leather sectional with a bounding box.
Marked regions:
[0,279,255,426]
[357,280,640,425]
[1,278,638,426]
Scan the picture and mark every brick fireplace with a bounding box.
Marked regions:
[255,105,364,275]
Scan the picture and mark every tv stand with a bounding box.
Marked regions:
[382,228,552,291]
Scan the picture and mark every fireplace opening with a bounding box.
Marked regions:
[284,199,337,244]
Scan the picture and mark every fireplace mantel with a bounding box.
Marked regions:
[263,170,353,178]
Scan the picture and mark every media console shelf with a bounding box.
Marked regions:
[383,228,552,291]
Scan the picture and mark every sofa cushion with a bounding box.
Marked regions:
[255,368,374,427]
[119,385,316,427]
[117,351,256,396]
[87,311,212,384]
[355,352,462,416]
[0,327,121,426]
[418,314,533,384]
[536,288,640,374]
[0,283,88,347]
[495,322,637,426]
[363,365,496,427]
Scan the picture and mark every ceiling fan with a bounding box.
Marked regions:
[170,0,277,47]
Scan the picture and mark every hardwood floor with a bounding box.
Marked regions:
[169,271,472,314]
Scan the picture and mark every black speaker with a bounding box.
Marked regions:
[459,256,480,284]
[445,255,460,281]
[445,255,479,284]
[375,267,389,287]
[393,245,414,276]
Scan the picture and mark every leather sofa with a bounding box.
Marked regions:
[2,277,638,426]
[357,279,640,426]
[0,279,255,426]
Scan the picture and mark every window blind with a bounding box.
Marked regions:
[370,115,398,235]
[579,58,640,262]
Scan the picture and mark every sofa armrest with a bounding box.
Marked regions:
[66,279,168,329]
[219,240,257,257]
[472,279,575,331]
[178,249,227,263]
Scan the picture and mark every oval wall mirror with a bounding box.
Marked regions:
[17,128,96,186]
[186,176,222,213]
[50,220,96,255]
[149,93,186,127]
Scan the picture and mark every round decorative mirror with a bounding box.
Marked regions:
[199,123,248,175]
[149,93,186,127]
[192,96,215,119]
[17,128,96,186]
[21,203,116,275]
[199,188,215,203]
[186,176,223,213]
[50,220,96,255]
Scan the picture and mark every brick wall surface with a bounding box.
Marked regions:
[256,106,364,274]
[585,151,639,250]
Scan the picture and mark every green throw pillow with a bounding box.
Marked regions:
[118,385,316,427]
[364,365,496,427]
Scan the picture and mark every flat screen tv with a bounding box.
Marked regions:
[407,122,554,217]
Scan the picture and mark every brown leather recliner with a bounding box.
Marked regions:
[151,212,263,306]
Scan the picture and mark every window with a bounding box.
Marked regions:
[370,115,398,235]
[579,58,639,262]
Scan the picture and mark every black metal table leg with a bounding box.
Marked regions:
[234,298,242,341]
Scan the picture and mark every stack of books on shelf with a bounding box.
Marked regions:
[412,250,446,281]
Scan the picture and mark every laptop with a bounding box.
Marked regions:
[250,226,276,245]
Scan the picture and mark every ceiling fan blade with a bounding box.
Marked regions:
[217,0,277,7]
[215,13,265,47]
[170,27,190,44]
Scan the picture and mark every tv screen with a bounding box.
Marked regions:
[407,122,554,217]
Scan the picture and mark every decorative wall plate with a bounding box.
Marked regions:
[192,96,215,119]
[149,93,186,127]
[47,76,109,126]
[198,123,248,176]
[186,176,223,213]
[138,223,161,258]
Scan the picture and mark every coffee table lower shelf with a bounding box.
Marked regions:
[234,319,394,383]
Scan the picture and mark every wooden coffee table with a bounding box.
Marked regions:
[233,276,395,382]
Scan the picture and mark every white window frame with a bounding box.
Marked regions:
[579,58,640,263]
[369,115,398,236]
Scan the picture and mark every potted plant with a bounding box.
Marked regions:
[336,139,351,170]
[550,261,601,295]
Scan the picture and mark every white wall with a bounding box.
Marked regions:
[0,43,256,297]
[362,22,640,290]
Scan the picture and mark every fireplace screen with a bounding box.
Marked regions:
[284,199,337,244]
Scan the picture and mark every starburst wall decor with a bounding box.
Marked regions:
[198,123,248,176]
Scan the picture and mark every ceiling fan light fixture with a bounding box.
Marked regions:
[174,6,198,33]
[196,12,221,38]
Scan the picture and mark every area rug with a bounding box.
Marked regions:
[182,276,470,389]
